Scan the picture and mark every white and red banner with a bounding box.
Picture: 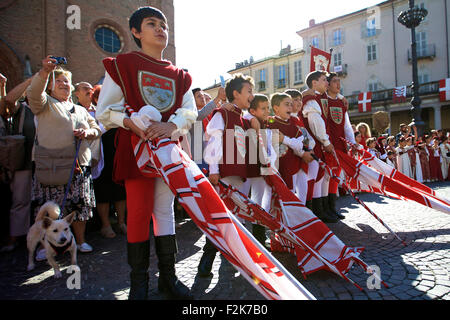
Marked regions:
[127,105,315,300]
[439,78,450,102]
[358,92,372,113]
[310,46,332,73]
[338,139,450,214]
[393,86,407,103]
[218,171,376,290]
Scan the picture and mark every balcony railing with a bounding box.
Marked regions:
[407,44,436,61]
[277,79,286,88]
[347,80,440,112]
[258,81,266,92]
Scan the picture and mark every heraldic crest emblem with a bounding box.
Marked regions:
[330,106,344,124]
[138,71,176,113]
[320,99,329,119]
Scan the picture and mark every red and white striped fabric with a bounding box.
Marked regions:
[335,147,450,214]
[439,78,450,102]
[218,169,375,290]
[393,86,407,103]
[127,105,314,300]
[358,92,372,113]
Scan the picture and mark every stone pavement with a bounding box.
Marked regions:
[0,182,449,301]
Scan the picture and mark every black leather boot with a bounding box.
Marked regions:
[197,237,218,277]
[312,197,338,223]
[155,234,193,300]
[328,193,345,219]
[305,200,313,211]
[252,224,267,246]
[127,240,150,300]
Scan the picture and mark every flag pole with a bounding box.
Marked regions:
[319,146,408,247]
[221,180,366,291]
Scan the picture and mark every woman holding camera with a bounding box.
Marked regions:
[27,56,101,254]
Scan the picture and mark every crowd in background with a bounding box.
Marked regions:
[353,122,450,183]
[0,66,125,254]
[1,66,449,256]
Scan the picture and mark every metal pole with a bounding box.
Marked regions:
[408,0,426,137]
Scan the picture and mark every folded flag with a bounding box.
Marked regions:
[337,140,450,214]
[393,86,407,103]
[127,104,315,300]
[218,168,380,291]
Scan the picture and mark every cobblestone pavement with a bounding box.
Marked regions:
[0,182,449,301]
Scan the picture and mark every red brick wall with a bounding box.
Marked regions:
[0,0,175,88]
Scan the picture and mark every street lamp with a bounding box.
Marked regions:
[398,0,428,138]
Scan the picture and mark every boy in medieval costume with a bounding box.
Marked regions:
[323,72,356,219]
[197,74,254,277]
[300,71,339,223]
[96,7,196,300]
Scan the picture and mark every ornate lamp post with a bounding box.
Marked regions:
[398,0,428,138]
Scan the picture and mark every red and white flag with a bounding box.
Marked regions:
[310,46,331,72]
[358,92,372,113]
[218,172,375,291]
[338,139,450,214]
[439,78,450,102]
[126,105,315,300]
[393,86,407,103]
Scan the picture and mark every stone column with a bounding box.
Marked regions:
[433,105,442,130]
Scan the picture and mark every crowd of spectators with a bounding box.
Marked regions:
[0,59,126,254]
[353,122,450,183]
[1,64,449,257]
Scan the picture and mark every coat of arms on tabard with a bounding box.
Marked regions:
[320,99,329,119]
[330,106,344,124]
[138,71,176,113]
[234,125,247,160]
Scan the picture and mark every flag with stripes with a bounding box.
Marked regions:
[127,105,315,300]
[393,86,407,103]
[218,169,373,290]
[336,141,450,214]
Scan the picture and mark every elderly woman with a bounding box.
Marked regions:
[27,56,101,254]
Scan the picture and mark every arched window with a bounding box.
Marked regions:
[94,26,122,53]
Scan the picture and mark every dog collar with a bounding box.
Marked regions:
[49,236,74,255]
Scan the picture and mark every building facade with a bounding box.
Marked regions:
[205,46,308,109]
[298,0,450,133]
[209,0,450,134]
[0,0,175,91]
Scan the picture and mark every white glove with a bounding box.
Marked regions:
[130,105,162,131]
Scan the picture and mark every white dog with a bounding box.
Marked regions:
[27,201,77,278]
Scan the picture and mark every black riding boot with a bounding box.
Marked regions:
[312,197,338,223]
[328,193,345,219]
[197,237,218,277]
[252,224,267,247]
[155,234,193,300]
[305,200,313,211]
[127,240,150,300]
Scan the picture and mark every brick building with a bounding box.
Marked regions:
[0,0,175,91]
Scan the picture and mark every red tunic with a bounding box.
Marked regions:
[326,97,348,153]
[267,116,305,189]
[214,107,250,179]
[102,51,192,184]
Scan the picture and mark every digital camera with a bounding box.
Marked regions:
[50,56,67,65]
